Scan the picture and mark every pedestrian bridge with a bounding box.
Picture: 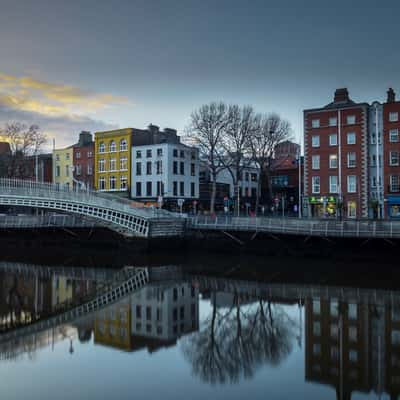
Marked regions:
[0,179,185,238]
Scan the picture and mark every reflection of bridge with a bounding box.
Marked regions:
[0,179,185,238]
[0,267,149,344]
[189,215,400,240]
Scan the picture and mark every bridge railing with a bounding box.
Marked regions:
[189,215,400,238]
[0,214,96,228]
[0,178,171,219]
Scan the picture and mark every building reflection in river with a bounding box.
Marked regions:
[305,296,400,399]
[94,282,199,352]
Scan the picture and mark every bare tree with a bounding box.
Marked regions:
[0,123,47,178]
[186,102,228,213]
[219,105,258,216]
[248,113,292,212]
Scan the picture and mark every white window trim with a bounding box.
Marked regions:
[312,135,320,148]
[329,134,338,146]
[312,155,320,170]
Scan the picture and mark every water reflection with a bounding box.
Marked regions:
[182,293,296,384]
[1,262,400,399]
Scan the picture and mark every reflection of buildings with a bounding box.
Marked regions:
[94,282,199,352]
[305,296,400,400]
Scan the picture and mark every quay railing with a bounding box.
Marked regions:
[0,214,97,229]
[188,215,400,239]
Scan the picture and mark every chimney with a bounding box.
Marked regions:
[387,88,396,103]
[148,124,159,134]
[334,88,349,103]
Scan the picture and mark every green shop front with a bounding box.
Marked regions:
[306,196,338,218]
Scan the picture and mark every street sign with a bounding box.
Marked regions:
[177,198,185,207]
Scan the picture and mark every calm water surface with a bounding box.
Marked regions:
[0,256,398,400]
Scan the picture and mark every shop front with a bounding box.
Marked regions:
[307,196,338,218]
[386,196,400,218]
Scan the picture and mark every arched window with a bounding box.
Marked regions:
[98,142,105,153]
[109,141,116,152]
[120,139,127,151]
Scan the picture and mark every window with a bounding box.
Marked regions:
[173,181,178,196]
[312,135,320,147]
[313,343,321,356]
[120,176,127,190]
[136,162,142,176]
[347,175,356,193]
[347,152,356,168]
[329,117,337,127]
[146,149,152,158]
[330,300,339,317]
[312,176,320,194]
[180,161,185,175]
[156,160,162,174]
[330,324,338,338]
[173,161,178,174]
[136,182,142,196]
[347,132,356,144]
[312,155,320,170]
[120,157,128,170]
[191,163,195,176]
[389,112,399,122]
[180,150,185,158]
[251,173,257,182]
[109,141,116,152]
[390,175,400,192]
[120,139,127,151]
[87,151,93,158]
[76,152,81,159]
[346,115,356,125]
[329,154,338,169]
[66,153,70,160]
[348,303,357,319]
[349,326,357,342]
[180,182,184,196]
[156,181,164,196]
[349,350,358,362]
[87,164,93,175]
[372,176,377,188]
[313,322,321,336]
[331,346,339,360]
[75,164,81,175]
[390,129,399,142]
[312,119,320,128]
[109,176,116,190]
[392,330,400,345]
[173,149,178,157]
[348,201,357,218]
[390,151,399,166]
[329,134,337,146]
[146,181,152,196]
[65,165,69,177]
[329,176,338,193]
[109,158,116,171]
[99,176,105,190]
[157,148,163,157]
[55,166,60,177]
[146,161,152,175]
[99,142,105,153]
[191,182,195,197]
[136,150,142,159]
[191,151,196,160]
[312,299,321,314]
[136,305,142,319]
[55,154,60,161]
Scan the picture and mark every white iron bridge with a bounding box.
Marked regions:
[0,179,185,238]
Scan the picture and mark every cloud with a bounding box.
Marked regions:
[0,72,129,148]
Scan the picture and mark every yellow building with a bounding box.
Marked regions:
[53,146,74,188]
[94,301,132,350]
[94,129,132,195]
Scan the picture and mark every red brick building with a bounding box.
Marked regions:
[304,89,369,218]
[72,131,94,189]
[383,88,400,218]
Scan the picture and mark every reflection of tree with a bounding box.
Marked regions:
[182,291,296,384]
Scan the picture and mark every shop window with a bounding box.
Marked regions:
[347,201,357,218]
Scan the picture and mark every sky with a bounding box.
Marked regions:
[0,0,399,149]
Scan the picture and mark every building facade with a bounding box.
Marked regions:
[94,128,132,195]
[130,126,199,209]
[304,89,369,218]
[53,146,74,189]
[72,131,94,190]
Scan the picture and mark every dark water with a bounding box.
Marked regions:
[0,255,399,400]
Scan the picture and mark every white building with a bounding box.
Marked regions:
[130,282,199,341]
[131,142,199,205]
